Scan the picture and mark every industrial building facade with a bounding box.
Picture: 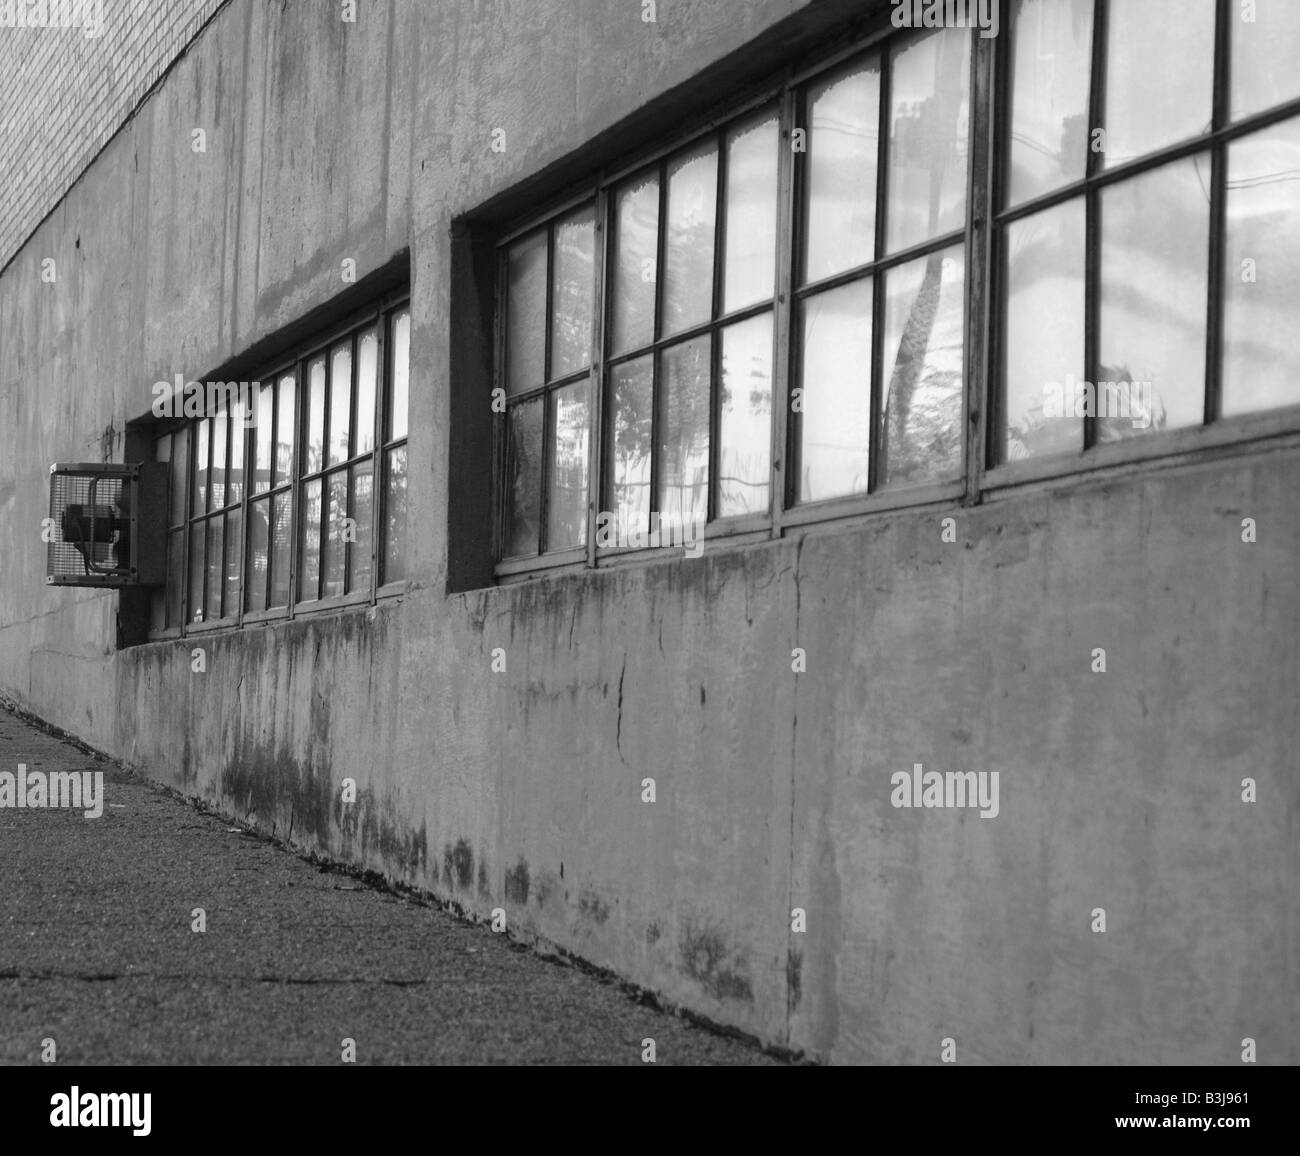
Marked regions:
[1,0,1296,1062]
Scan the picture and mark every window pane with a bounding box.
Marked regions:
[880,246,964,488]
[804,56,880,282]
[612,174,660,355]
[1099,157,1209,436]
[663,140,719,336]
[797,279,872,502]
[718,314,772,517]
[356,327,378,456]
[389,308,410,440]
[1002,199,1085,462]
[188,525,205,624]
[383,445,409,583]
[155,434,171,463]
[192,418,210,517]
[223,507,242,616]
[658,335,711,523]
[306,356,326,474]
[548,380,589,550]
[887,27,970,253]
[253,382,274,494]
[507,232,547,394]
[1006,0,1093,206]
[205,517,224,621]
[170,427,188,527]
[608,356,654,542]
[321,470,348,598]
[348,460,374,593]
[550,206,596,378]
[1223,118,1300,415]
[503,398,543,557]
[1103,0,1214,168]
[299,478,322,601]
[228,406,246,506]
[274,373,295,488]
[166,529,184,627]
[1233,1,1300,120]
[246,495,270,613]
[210,412,227,511]
[723,112,779,313]
[329,341,352,468]
[269,491,292,609]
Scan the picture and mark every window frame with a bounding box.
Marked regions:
[493,19,987,579]
[985,0,1300,492]
[147,292,411,642]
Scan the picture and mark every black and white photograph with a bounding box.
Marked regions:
[0,0,1294,1135]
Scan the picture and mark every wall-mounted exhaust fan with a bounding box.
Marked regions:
[47,463,168,587]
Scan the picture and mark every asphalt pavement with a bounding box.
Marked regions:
[0,706,780,1065]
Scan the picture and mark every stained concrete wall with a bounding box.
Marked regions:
[1,0,1295,1063]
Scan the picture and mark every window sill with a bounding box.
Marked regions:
[984,406,1300,496]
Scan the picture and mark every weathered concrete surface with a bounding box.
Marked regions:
[0,707,780,1064]
[1,0,1296,1064]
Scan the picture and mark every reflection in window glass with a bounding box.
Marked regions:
[507,232,547,393]
[1222,118,1300,415]
[170,430,188,527]
[275,375,295,487]
[612,175,659,355]
[211,413,227,511]
[718,314,772,516]
[306,356,326,474]
[356,329,378,456]
[1002,199,1085,462]
[804,57,880,282]
[223,507,242,615]
[723,113,779,313]
[887,27,970,253]
[880,246,964,488]
[1099,157,1209,435]
[193,419,209,517]
[550,207,596,378]
[1233,1,1300,120]
[1006,0,1092,205]
[204,517,224,621]
[270,491,292,608]
[608,357,654,540]
[663,141,718,336]
[166,530,184,626]
[1103,0,1214,167]
[798,279,872,502]
[548,381,589,549]
[383,446,408,583]
[253,383,274,494]
[329,342,352,467]
[188,528,205,623]
[321,471,348,597]
[658,336,711,522]
[299,477,321,601]
[246,496,270,613]
[389,309,410,440]
[503,397,543,557]
[348,461,374,592]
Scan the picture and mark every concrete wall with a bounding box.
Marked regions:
[1,0,1295,1063]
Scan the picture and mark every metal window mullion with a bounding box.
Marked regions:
[1205,0,1232,425]
[710,128,728,523]
[587,189,610,569]
[771,83,798,536]
[1083,0,1109,452]
[869,42,892,494]
[649,160,669,518]
[371,314,385,599]
[966,27,993,499]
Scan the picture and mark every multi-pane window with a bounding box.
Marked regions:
[149,300,410,635]
[998,0,1300,462]
[493,5,1300,572]
[497,24,974,567]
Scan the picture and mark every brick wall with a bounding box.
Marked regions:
[0,0,228,272]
